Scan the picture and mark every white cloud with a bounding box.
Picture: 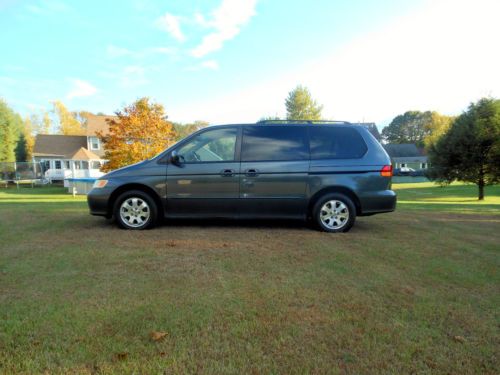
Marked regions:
[106,45,176,59]
[98,64,152,88]
[146,47,177,56]
[190,0,258,58]
[185,60,220,71]
[120,66,148,88]
[66,79,97,100]
[156,13,185,42]
[173,0,500,125]
[200,60,219,70]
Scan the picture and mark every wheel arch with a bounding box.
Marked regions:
[308,186,362,217]
[109,183,164,218]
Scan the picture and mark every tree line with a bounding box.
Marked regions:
[1,86,499,199]
[0,98,208,165]
[0,100,100,163]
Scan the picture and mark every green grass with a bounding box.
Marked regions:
[0,183,499,374]
[395,182,500,214]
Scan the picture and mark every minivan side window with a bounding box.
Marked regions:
[309,127,367,159]
[177,127,237,163]
[242,126,309,162]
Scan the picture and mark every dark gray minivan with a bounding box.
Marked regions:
[87,121,396,232]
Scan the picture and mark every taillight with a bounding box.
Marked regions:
[380,165,393,177]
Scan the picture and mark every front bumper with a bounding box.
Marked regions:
[87,187,112,217]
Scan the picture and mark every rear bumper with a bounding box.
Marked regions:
[359,190,397,215]
[87,188,112,217]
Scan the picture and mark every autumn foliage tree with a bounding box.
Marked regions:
[99,97,176,172]
[52,101,85,135]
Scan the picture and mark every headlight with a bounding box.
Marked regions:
[93,179,108,188]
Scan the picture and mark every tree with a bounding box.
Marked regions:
[285,85,323,121]
[423,112,455,148]
[382,111,455,148]
[259,115,281,121]
[428,97,500,200]
[52,101,85,135]
[172,120,208,141]
[381,111,431,146]
[17,116,38,162]
[15,133,28,162]
[28,111,52,134]
[99,97,176,172]
[0,99,22,162]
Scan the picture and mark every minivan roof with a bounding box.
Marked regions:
[209,121,360,128]
[256,120,352,125]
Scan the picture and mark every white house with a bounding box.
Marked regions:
[32,114,114,181]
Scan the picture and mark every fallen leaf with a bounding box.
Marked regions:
[113,352,128,361]
[453,335,466,343]
[150,331,168,341]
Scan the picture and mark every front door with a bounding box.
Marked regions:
[166,126,240,218]
[239,126,310,218]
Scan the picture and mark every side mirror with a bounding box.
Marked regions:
[170,150,182,166]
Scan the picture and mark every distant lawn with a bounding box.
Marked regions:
[0,183,499,374]
[395,182,500,214]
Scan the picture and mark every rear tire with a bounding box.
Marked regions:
[312,193,356,233]
[114,190,158,230]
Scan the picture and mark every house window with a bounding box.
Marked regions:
[400,163,407,168]
[82,161,89,169]
[64,161,70,169]
[421,162,428,169]
[89,137,100,150]
[74,161,81,170]
[90,161,101,169]
[55,160,61,169]
[43,160,51,170]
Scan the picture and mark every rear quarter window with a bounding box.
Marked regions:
[309,127,367,159]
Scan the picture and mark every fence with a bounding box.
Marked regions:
[0,162,46,186]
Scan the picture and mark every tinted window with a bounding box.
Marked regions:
[242,126,308,161]
[177,127,237,163]
[310,127,367,159]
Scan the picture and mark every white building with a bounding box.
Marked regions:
[32,114,114,181]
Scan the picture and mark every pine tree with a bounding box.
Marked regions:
[285,85,323,121]
[428,98,500,200]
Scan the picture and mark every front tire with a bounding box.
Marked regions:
[313,193,356,233]
[114,190,158,230]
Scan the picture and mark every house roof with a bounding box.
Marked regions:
[352,122,381,141]
[393,156,428,163]
[84,113,116,136]
[70,147,101,160]
[383,143,424,157]
[33,134,88,158]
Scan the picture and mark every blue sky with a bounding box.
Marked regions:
[1,0,500,126]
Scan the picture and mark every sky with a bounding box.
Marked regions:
[1,0,500,127]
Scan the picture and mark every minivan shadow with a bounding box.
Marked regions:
[161,217,311,231]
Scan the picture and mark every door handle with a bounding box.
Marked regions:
[245,168,259,177]
[221,169,235,177]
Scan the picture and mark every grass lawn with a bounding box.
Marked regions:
[0,183,499,374]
